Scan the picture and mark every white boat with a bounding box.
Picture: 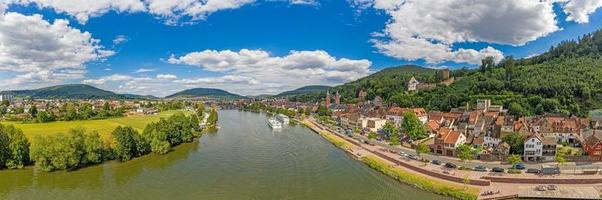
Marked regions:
[275,114,290,125]
[267,118,282,129]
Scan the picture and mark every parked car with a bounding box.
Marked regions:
[474,165,488,172]
[407,155,418,160]
[526,168,541,174]
[491,167,505,173]
[513,163,526,170]
[363,140,370,145]
[399,152,408,157]
[445,163,457,169]
[431,160,442,165]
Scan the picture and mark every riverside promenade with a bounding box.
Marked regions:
[303,117,602,200]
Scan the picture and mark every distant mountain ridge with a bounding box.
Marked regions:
[166,88,244,99]
[276,85,332,97]
[0,84,156,99]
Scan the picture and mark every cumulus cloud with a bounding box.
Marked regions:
[0,12,113,88]
[557,0,602,23]
[9,0,146,24]
[358,0,564,64]
[6,0,317,25]
[168,49,372,95]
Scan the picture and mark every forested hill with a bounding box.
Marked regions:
[319,29,602,117]
[276,85,331,97]
[0,84,125,99]
[166,88,244,99]
[332,65,439,103]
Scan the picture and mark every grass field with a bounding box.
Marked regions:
[1,110,193,141]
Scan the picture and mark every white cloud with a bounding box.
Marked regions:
[357,0,563,64]
[134,68,156,73]
[168,49,372,95]
[6,0,317,25]
[9,0,146,24]
[0,12,113,88]
[557,0,602,23]
[112,35,129,45]
[156,74,177,80]
[288,0,318,6]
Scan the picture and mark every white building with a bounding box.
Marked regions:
[524,134,543,162]
[407,76,420,91]
[361,117,387,133]
[0,94,13,102]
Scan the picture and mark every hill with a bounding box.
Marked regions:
[331,65,440,102]
[0,84,126,99]
[166,88,243,99]
[276,85,331,97]
[324,29,602,117]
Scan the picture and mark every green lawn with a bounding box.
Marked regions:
[1,110,193,142]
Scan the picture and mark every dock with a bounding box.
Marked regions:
[518,186,601,199]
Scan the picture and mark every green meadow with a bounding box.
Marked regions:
[1,110,193,142]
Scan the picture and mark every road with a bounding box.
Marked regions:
[318,121,602,171]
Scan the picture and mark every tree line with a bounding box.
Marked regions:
[0,111,204,172]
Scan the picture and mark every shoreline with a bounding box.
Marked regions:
[300,118,480,200]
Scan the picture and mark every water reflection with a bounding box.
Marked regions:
[0,110,444,200]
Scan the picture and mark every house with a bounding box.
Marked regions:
[524,134,543,162]
[538,116,582,145]
[385,107,428,126]
[407,76,420,91]
[524,134,557,162]
[361,117,387,132]
[340,113,361,130]
[541,136,557,161]
[425,120,440,138]
[583,130,602,161]
[433,128,466,157]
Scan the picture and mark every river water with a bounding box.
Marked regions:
[0,110,445,200]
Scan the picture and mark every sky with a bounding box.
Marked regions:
[1,0,602,97]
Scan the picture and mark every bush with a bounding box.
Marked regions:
[141,112,201,155]
[508,169,522,174]
[112,126,149,162]
[0,124,30,169]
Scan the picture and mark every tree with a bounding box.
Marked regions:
[456,144,474,164]
[402,112,427,140]
[556,149,567,165]
[82,131,104,165]
[112,126,146,161]
[502,132,526,154]
[36,111,55,123]
[4,125,30,169]
[29,130,85,171]
[415,143,430,159]
[196,102,205,116]
[507,154,522,169]
[29,106,38,118]
[381,121,400,145]
[480,56,495,72]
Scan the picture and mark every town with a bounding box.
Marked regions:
[231,79,602,167]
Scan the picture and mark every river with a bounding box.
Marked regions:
[0,110,445,200]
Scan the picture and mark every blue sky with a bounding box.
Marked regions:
[1,0,602,96]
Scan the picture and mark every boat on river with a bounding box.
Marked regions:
[267,118,282,129]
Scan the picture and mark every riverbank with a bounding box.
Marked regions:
[301,119,479,200]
